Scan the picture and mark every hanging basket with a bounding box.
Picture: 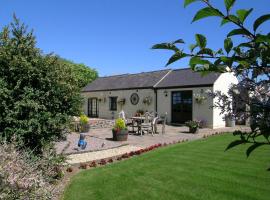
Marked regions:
[143,96,152,105]
[194,94,207,104]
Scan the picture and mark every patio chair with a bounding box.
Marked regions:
[152,116,159,134]
[150,111,159,117]
[159,112,167,134]
[140,112,154,136]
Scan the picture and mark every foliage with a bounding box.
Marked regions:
[113,118,126,131]
[0,140,63,199]
[136,109,145,116]
[59,58,98,88]
[79,114,90,132]
[0,17,82,153]
[152,0,270,155]
[79,114,89,125]
[194,94,207,104]
[185,120,200,129]
[142,96,152,105]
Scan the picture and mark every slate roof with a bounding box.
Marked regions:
[82,69,170,92]
[155,68,221,88]
[82,68,221,92]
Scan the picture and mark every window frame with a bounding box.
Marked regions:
[109,96,118,111]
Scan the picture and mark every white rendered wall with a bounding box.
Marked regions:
[81,89,155,119]
[213,72,239,128]
[156,87,214,128]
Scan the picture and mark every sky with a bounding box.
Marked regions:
[0,0,269,76]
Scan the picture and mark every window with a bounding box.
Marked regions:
[109,97,117,111]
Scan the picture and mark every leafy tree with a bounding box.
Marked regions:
[59,58,98,88]
[0,17,82,153]
[152,0,270,156]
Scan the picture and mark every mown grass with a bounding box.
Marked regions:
[63,134,270,200]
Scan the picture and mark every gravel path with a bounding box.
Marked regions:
[55,134,123,155]
[67,145,142,164]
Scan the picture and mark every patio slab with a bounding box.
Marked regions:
[87,124,250,148]
[55,133,125,155]
[56,124,250,164]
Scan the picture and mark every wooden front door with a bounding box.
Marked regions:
[171,91,192,124]
[88,98,98,117]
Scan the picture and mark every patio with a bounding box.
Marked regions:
[55,119,250,164]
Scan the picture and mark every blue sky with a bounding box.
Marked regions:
[0,0,269,76]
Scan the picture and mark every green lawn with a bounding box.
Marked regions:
[63,134,270,200]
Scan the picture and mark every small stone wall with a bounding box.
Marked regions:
[89,118,114,129]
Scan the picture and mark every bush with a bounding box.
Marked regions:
[185,120,200,129]
[59,58,98,89]
[0,141,59,199]
[0,17,83,153]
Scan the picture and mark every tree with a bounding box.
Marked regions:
[152,0,270,156]
[0,17,82,153]
[59,58,98,88]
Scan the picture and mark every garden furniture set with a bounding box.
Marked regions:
[118,110,167,136]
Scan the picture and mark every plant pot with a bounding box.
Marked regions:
[112,129,128,141]
[225,116,236,127]
[189,127,199,134]
[80,124,90,133]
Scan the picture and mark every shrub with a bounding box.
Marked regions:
[80,114,89,125]
[0,17,82,153]
[89,161,97,168]
[79,163,88,169]
[185,120,200,129]
[66,167,73,173]
[112,118,126,132]
[58,58,98,89]
[0,141,56,199]
[99,159,107,165]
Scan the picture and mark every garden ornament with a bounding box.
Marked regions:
[78,133,87,150]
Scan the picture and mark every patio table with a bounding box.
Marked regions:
[130,116,145,134]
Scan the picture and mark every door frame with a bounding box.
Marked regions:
[171,90,193,124]
[88,98,99,117]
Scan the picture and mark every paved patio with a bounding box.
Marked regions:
[88,124,250,148]
[56,123,250,164]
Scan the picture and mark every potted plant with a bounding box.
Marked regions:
[185,120,200,134]
[80,114,90,133]
[225,113,236,127]
[135,109,144,116]
[194,94,207,104]
[112,118,128,141]
[142,96,152,105]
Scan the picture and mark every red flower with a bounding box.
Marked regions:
[79,163,88,169]
[89,161,97,167]
[99,159,107,165]
[117,157,122,161]
[66,167,73,172]
[122,153,129,159]
[135,150,141,155]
